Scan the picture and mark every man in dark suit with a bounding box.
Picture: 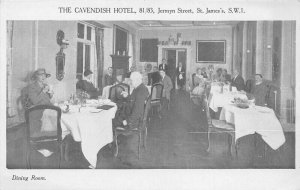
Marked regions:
[103,67,114,87]
[176,62,186,89]
[158,58,168,75]
[120,72,149,130]
[113,71,149,165]
[76,69,100,99]
[249,74,269,106]
[231,70,245,91]
[222,69,231,83]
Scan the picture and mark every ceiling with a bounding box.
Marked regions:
[126,21,241,30]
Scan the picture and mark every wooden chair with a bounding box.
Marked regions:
[203,94,238,159]
[149,83,164,119]
[25,104,64,168]
[113,96,151,159]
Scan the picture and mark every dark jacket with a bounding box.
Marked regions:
[76,80,100,99]
[159,64,168,73]
[176,66,186,86]
[231,75,245,91]
[250,82,269,106]
[27,82,53,136]
[127,83,149,129]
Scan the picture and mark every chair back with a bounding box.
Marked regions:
[265,80,280,116]
[202,93,212,126]
[150,83,164,102]
[20,86,32,110]
[109,84,126,102]
[140,96,151,129]
[191,73,196,87]
[25,104,62,143]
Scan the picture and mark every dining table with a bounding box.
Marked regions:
[42,99,117,168]
[208,90,248,112]
[219,104,286,150]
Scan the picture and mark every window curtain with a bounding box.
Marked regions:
[95,27,104,92]
[7,21,15,119]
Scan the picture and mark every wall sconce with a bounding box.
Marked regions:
[55,30,69,81]
[246,49,251,53]
[267,45,272,49]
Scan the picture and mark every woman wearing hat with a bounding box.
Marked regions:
[27,68,53,106]
[26,68,54,137]
[76,69,100,99]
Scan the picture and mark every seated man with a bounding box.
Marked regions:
[222,69,231,83]
[231,69,245,91]
[103,67,114,87]
[26,68,54,137]
[76,69,100,99]
[249,74,269,106]
[114,71,149,130]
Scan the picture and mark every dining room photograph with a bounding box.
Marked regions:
[6,20,295,169]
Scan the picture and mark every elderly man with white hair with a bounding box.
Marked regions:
[117,71,149,130]
[112,71,149,166]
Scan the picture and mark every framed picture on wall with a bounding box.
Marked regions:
[113,25,128,55]
[196,40,226,63]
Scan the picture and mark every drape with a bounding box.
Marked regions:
[7,21,15,118]
[95,27,104,92]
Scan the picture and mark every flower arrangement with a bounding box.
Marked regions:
[76,90,89,106]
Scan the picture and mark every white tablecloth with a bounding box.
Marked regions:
[60,102,117,167]
[209,91,248,112]
[219,105,285,150]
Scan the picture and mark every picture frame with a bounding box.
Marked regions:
[196,40,226,63]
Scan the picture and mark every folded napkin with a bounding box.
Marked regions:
[37,149,53,157]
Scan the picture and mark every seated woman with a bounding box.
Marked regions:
[192,68,206,96]
[213,68,225,82]
[76,69,100,99]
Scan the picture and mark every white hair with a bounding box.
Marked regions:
[130,71,143,87]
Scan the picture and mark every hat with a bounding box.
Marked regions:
[84,69,93,77]
[32,68,51,80]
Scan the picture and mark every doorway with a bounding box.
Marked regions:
[163,49,187,89]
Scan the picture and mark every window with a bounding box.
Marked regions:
[76,22,96,84]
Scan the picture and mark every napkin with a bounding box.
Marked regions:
[37,149,53,157]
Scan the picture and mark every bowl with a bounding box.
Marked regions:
[236,103,249,109]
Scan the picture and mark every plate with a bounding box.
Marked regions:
[89,109,102,113]
[236,103,249,109]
